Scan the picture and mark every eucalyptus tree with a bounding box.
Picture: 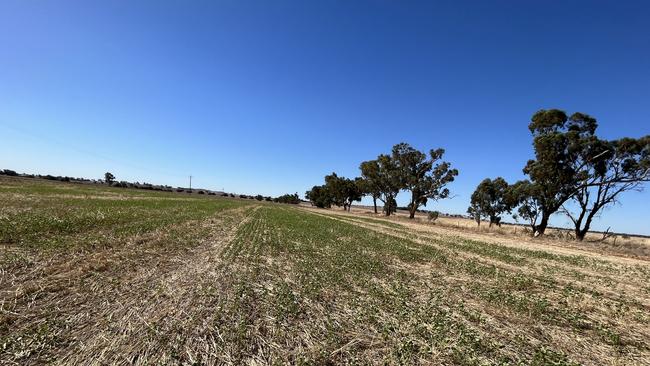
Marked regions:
[561,136,650,240]
[359,161,383,214]
[506,180,542,233]
[522,110,601,235]
[305,185,332,208]
[342,177,364,211]
[324,173,363,211]
[366,154,403,216]
[104,172,115,185]
[468,177,510,227]
[392,143,458,219]
[521,109,649,237]
[467,204,482,226]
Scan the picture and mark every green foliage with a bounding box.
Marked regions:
[354,176,373,201]
[507,180,542,232]
[391,143,458,219]
[274,193,300,204]
[104,172,115,185]
[531,347,579,366]
[521,109,650,236]
[322,173,363,211]
[384,196,397,215]
[467,204,481,226]
[1,169,18,176]
[563,135,650,240]
[468,177,510,227]
[359,161,383,213]
[306,185,332,208]
[522,110,600,234]
[358,143,457,217]
[360,154,405,216]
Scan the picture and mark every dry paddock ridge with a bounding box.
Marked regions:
[1,176,650,365]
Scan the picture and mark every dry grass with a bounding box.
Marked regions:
[336,205,650,260]
[2,177,650,365]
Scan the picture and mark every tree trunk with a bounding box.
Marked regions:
[408,193,418,219]
[575,208,597,241]
[574,217,585,241]
[571,206,587,241]
[489,216,501,227]
[373,196,377,214]
[576,228,587,241]
[534,213,550,236]
[384,195,394,216]
[409,204,416,219]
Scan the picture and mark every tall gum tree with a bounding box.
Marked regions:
[506,180,542,232]
[359,160,383,214]
[468,177,511,227]
[369,154,403,216]
[324,173,362,211]
[392,143,458,219]
[523,110,600,235]
[562,136,650,240]
[523,109,649,237]
[378,154,402,216]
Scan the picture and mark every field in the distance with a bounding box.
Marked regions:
[1,176,649,365]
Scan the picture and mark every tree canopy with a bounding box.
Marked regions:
[392,143,458,219]
[467,177,510,227]
[560,135,650,240]
[274,193,301,204]
[499,109,649,238]
[323,173,363,211]
[306,173,363,211]
[104,172,115,185]
[359,161,383,214]
[523,110,612,235]
[305,185,332,208]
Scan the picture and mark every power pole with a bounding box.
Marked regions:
[189,175,192,193]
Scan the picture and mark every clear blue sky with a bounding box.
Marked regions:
[1,1,649,234]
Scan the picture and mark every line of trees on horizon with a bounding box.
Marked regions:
[1,169,303,205]
[467,109,650,240]
[306,142,459,219]
[306,109,650,240]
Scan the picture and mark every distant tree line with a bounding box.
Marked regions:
[0,169,103,184]
[274,193,301,204]
[307,142,458,218]
[468,109,650,240]
[2,169,306,206]
[1,169,19,176]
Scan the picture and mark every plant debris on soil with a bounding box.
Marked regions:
[1,177,649,365]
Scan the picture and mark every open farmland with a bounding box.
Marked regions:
[2,177,650,365]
